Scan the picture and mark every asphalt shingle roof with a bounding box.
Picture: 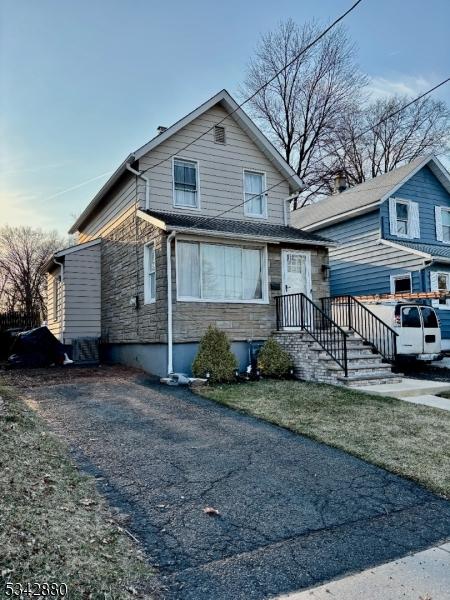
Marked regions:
[389,239,450,260]
[144,209,331,245]
[292,156,430,230]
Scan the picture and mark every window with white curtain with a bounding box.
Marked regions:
[144,243,156,303]
[244,170,266,218]
[177,240,265,302]
[173,158,199,208]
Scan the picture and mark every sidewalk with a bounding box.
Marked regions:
[355,377,450,411]
[276,542,450,600]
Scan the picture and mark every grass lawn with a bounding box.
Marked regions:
[0,385,155,599]
[199,380,450,499]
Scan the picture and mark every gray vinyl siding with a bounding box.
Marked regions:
[61,244,101,344]
[136,104,289,225]
[380,165,450,242]
[78,174,136,243]
[320,211,425,296]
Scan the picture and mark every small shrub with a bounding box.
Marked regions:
[192,325,238,383]
[257,338,294,379]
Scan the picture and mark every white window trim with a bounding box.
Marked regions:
[144,242,156,304]
[439,207,450,244]
[175,237,269,304]
[243,169,268,219]
[431,271,450,309]
[172,157,201,210]
[394,199,411,239]
[390,272,412,294]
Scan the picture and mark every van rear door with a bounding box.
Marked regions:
[397,305,422,355]
[420,306,441,355]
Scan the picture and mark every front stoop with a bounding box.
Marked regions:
[272,331,402,387]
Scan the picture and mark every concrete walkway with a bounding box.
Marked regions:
[277,542,450,600]
[355,377,450,411]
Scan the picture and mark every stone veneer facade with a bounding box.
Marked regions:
[100,211,330,353]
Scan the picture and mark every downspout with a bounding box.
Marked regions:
[53,257,65,343]
[126,163,150,211]
[166,231,177,374]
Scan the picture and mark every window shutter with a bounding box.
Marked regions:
[409,201,420,239]
[435,206,443,241]
[389,198,397,236]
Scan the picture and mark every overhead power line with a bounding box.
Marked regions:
[137,0,365,176]
[177,75,450,231]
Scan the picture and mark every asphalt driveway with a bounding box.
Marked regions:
[27,372,450,600]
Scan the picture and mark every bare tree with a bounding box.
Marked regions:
[0,226,66,317]
[325,95,450,186]
[241,19,366,198]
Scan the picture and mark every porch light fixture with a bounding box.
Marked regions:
[321,264,330,280]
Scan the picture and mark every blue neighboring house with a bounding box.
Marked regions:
[291,155,450,349]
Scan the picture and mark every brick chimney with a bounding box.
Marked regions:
[333,171,348,194]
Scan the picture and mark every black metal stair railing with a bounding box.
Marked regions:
[275,293,349,377]
[320,295,398,362]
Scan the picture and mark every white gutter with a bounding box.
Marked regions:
[166,231,177,374]
[126,164,150,211]
[53,257,65,343]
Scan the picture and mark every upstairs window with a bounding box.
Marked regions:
[173,158,199,208]
[144,243,156,304]
[395,201,409,236]
[389,198,420,239]
[435,207,450,243]
[244,170,266,218]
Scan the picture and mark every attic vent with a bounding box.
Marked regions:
[214,125,226,144]
[72,337,99,364]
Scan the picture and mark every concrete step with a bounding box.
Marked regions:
[338,373,403,387]
[327,363,393,375]
[319,352,385,362]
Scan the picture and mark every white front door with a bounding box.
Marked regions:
[282,250,312,297]
[281,250,312,328]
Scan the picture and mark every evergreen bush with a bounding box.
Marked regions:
[257,337,293,378]
[192,325,238,383]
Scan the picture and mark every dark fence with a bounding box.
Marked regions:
[0,310,41,334]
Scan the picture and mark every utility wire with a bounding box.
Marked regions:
[137,0,364,176]
[174,75,450,232]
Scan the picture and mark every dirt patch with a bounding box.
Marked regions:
[0,364,145,389]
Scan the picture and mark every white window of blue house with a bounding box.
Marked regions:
[390,273,412,294]
[435,207,450,243]
[430,271,450,309]
[389,198,420,239]
[144,243,156,304]
[173,158,199,208]
[244,170,267,218]
[176,240,267,303]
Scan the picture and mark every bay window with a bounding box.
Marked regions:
[177,240,266,302]
[173,158,199,208]
[244,170,266,218]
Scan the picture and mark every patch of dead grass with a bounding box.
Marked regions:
[0,385,157,599]
[199,380,450,498]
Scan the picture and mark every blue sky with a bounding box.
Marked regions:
[1,0,449,234]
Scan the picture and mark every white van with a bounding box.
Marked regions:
[362,302,442,362]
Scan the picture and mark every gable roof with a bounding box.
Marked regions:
[69,89,303,234]
[46,238,101,272]
[382,239,450,263]
[292,155,450,231]
[138,209,332,246]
